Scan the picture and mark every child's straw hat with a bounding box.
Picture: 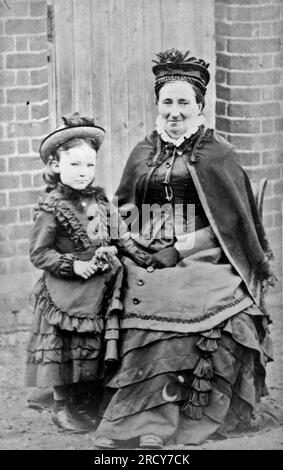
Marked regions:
[39,112,105,164]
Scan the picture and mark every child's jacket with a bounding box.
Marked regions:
[30,182,145,337]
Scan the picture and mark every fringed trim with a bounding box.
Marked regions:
[184,390,210,407]
[193,357,214,379]
[181,327,220,420]
[197,128,214,148]
[147,131,162,167]
[263,273,278,289]
[255,257,278,285]
[265,247,274,262]
[35,276,105,333]
[191,377,212,392]
[255,257,278,317]
[187,127,214,164]
[197,337,218,352]
[189,126,206,164]
[200,329,221,339]
[181,402,203,420]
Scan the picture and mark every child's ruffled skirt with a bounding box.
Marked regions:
[26,265,123,388]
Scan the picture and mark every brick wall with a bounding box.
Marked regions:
[0,0,282,316]
[215,0,283,300]
[0,0,48,313]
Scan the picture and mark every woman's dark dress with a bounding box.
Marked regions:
[95,130,275,444]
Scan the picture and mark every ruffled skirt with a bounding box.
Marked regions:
[26,265,123,388]
[25,296,104,388]
[96,309,274,445]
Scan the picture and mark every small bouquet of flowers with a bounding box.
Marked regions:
[90,245,118,273]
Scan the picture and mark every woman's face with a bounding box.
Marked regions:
[157,81,202,138]
[52,141,97,190]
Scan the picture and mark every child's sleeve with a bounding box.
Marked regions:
[30,209,77,277]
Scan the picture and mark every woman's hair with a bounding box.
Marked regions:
[43,137,97,190]
[156,81,205,111]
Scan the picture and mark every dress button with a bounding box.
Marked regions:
[133,298,140,305]
[137,279,144,286]
[147,266,154,273]
[166,162,171,168]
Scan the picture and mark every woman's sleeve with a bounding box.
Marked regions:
[108,202,152,268]
[30,210,77,277]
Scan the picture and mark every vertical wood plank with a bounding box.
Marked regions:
[47,0,56,130]
[73,0,92,115]
[53,0,74,120]
[177,0,198,58]
[52,0,216,192]
[194,0,216,128]
[91,0,113,195]
[108,0,129,192]
[143,0,163,134]
[161,0,186,51]
[126,0,146,154]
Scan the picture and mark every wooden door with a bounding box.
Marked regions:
[48,0,216,194]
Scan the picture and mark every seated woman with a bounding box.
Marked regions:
[94,49,278,449]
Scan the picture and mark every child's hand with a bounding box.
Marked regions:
[73,260,97,279]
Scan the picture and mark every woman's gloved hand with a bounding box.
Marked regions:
[132,249,153,268]
[150,247,180,269]
[115,237,152,268]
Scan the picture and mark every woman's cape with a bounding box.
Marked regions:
[115,130,275,303]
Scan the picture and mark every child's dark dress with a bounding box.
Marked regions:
[26,183,126,388]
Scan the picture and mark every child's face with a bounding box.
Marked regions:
[53,142,97,190]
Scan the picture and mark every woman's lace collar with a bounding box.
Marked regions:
[155,114,206,148]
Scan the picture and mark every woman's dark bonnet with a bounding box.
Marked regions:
[153,49,209,111]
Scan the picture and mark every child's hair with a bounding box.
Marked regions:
[43,137,97,190]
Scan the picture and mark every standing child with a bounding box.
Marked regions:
[26,113,151,433]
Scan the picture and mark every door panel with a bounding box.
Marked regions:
[50,0,215,193]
